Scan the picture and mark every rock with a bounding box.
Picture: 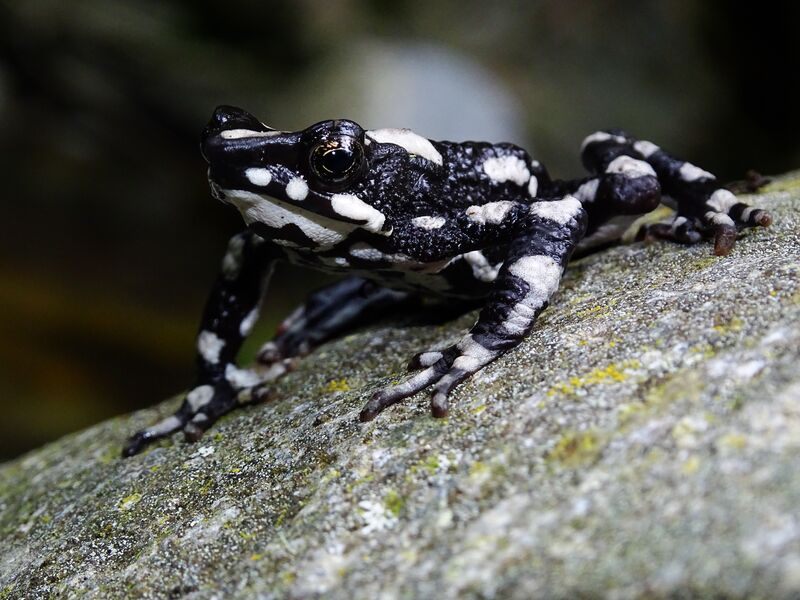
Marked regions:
[2,172,800,599]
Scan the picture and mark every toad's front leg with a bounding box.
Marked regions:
[360,195,588,420]
[122,231,279,456]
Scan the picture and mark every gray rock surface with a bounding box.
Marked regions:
[2,173,800,599]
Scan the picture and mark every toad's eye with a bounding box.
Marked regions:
[309,140,364,189]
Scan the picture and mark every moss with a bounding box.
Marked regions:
[547,430,604,467]
[384,489,405,517]
[198,478,214,496]
[0,586,14,600]
[423,454,440,474]
[118,492,142,511]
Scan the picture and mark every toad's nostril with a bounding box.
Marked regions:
[201,106,264,161]
[208,105,259,129]
[201,106,274,159]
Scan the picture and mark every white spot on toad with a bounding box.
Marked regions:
[286,176,309,201]
[366,128,443,165]
[244,168,272,187]
[482,155,530,186]
[197,331,225,364]
[465,201,517,225]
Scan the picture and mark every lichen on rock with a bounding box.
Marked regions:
[2,172,800,599]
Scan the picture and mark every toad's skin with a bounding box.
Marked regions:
[123,106,772,456]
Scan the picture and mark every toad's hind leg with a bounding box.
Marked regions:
[257,277,415,366]
[578,130,772,255]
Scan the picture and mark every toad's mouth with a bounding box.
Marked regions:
[222,188,361,250]
[208,168,389,236]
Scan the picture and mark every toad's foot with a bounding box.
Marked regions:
[359,335,501,421]
[121,362,289,457]
[636,189,772,256]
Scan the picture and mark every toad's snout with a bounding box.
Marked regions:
[203,105,265,137]
[200,105,275,163]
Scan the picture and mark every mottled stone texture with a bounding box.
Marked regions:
[2,173,800,599]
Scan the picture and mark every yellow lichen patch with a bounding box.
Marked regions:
[718,432,747,450]
[671,416,708,446]
[690,343,716,359]
[118,492,142,511]
[547,430,603,467]
[712,316,744,334]
[681,455,701,475]
[617,402,646,425]
[325,379,351,393]
[693,256,720,271]
[319,467,341,486]
[575,304,604,318]
[465,460,494,488]
[546,361,638,397]
[586,364,629,384]
[547,382,574,397]
[468,461,489,477]
[280,571,297,585]
[567,292,594,305]
[761,174,800,194]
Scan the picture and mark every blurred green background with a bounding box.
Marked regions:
[0,0,797,459]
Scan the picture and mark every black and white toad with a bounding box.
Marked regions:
[123,106,772,456]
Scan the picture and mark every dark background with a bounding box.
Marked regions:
[0,1,797,460]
